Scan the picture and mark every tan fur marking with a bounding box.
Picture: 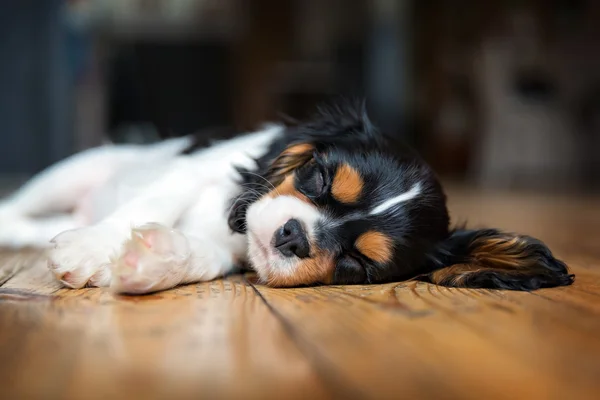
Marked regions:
[429,264,534,287]
[285,143,314,155]
[266,250,334,287]
[471,236,534,269]
[429,264,483,286]
[331,164,363,204]
[355,231,393,263]
[428,234,547,287]
[267,143,314,185]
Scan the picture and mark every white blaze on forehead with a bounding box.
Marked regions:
[370,182,422,215]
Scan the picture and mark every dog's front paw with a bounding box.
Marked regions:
[110,223,191,294]
[48,225,123,288]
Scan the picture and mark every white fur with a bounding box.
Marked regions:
[370,182,422,215]
[0,126,282,293]
[245,195,321,281]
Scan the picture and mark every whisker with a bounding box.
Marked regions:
[238,187,263,200]
[229,196,258,212]
[239,183,271,197]
[238,171,276,190]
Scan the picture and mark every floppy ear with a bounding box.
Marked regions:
[424,229,574,291]
[265,143,315,185]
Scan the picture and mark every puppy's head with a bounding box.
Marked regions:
[241,104,449,287]
[233,101,573,290]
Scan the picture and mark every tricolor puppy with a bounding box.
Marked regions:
[0,101,574,293]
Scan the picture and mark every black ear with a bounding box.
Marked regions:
[228,190,253,233]
[424,229,574,291]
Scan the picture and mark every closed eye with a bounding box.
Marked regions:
[312,167,326,197]
[334,254,367,284]
[341,254,364,270]
[296,162,328,199]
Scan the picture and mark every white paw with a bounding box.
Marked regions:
[48,225,124,289]
[110,223,191,294]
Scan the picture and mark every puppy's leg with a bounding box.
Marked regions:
[0,146,129,219]
[0,137,194,249]
[0,214,79,248]
[109,224,238,294]
[48,159,203,289]
[0,146,139,248]
[108,182,246,294]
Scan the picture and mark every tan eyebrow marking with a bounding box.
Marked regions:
[355,231,393,263]
[331,164,363,204]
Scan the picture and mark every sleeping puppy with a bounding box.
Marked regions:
[0,101,574,293]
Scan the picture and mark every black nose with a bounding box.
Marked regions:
[273,219,310,258]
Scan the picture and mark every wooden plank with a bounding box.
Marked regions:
[532,270,600,314]
[1,187,600,399]
[252,271,600,399]
[0,249,62,295]
[0,277,331,400]
[0,248,45,287]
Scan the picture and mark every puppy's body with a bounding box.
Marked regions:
[0,102,574,293]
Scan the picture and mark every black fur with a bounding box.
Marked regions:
[228,99,402,233]
[423,229,574,291]
[226,99,574,291]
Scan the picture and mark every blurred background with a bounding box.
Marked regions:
[1,0,599,193]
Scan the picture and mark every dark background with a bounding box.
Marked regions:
[1,0,599,192]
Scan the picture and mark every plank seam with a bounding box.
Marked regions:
[245,276,366,400]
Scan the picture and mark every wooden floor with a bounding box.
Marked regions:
[1,187,600,400]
